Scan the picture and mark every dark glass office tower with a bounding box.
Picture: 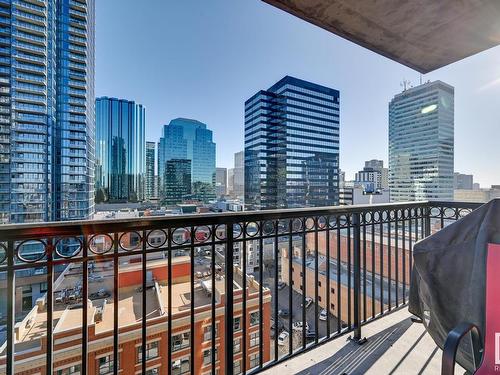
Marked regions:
[0,0,95,223]
[244,76,340,209]
[165,159,191,205]
[95,97,145,203]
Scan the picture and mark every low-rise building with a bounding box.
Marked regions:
[3,255,271,374]
[339,185,390,205]
[454,187,500,202]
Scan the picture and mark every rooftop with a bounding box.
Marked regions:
[9,256,262,352]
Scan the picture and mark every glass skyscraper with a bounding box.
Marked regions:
[0,0,95,223]
[145,141,155,200]
[158,118,215,203]
[95,97,145,203]
[389,80,454,202]
[245,76,340,209]
[165,159,191,205]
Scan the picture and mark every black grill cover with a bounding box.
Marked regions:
[409,199,500,372]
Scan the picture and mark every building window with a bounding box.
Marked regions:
[250,332,259,347]
[331,287,335,294]
[250,312,259,326]
[234,360,242,375]
[234,338,241,354]
[97,354,115,374]
[172,357,190,375]
[249,353,260,369]
[56,365,81,375]
[145,368,159,375]
[203,348,218,365]
[40,282,48,294]
[331,303,335,310]
[171,332,190,352]
[136,341,159,363]
[233,316,241,331]
[203,324,219,341]
[318,281,322,287]
[21,285,32,311]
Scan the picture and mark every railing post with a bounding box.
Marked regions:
[225,223,234,375]
[352,213,366,344]
[6,240,14,375]
[424,205,431,238]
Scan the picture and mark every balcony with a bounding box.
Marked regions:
[0,200,481,374]
[261,306,466,374]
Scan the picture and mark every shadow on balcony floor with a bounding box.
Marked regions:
[262,308,467,375]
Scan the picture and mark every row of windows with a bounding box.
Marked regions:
[278,84,338,101]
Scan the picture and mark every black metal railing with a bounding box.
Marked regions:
[0,200,482,375]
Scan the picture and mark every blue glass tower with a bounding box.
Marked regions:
[95,97,145,203]
[245,76,340,209]
[0,0,95,223]
[158,118,216,203]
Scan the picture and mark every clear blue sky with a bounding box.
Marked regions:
[96,0,500,187]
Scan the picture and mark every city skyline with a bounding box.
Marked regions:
[96,0,500,188]
[2,2,500,375]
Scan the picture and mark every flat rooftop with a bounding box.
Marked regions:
[9,259,263,352]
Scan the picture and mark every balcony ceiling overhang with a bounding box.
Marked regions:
[262,0,500,73]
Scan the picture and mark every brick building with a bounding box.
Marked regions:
[2,255,271,374]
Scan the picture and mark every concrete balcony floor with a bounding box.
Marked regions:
[261,307,466,375]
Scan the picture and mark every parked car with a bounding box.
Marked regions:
[319,309,327,321]
[277,331,289,346]
[292,321,309,331]
[277,281,286,290]
[89,289,110,300]
[305,330,316,340]
[301,297,313,308]
[278,309,289,318]
[89,274,103,282]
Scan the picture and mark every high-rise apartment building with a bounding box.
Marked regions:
[0,0,95,223]
[145,141,156,200]
[165,159,191,205]
[215,167,227,198]
[95,97,145,203]
[232,151,244,200]
[453,172,473,190]
[158,118,216,202]
[245,76,340,209]
[389,81,454,202]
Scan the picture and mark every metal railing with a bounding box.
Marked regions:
[0,200,482,375]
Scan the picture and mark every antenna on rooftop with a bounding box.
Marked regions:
[400,79,412,92]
